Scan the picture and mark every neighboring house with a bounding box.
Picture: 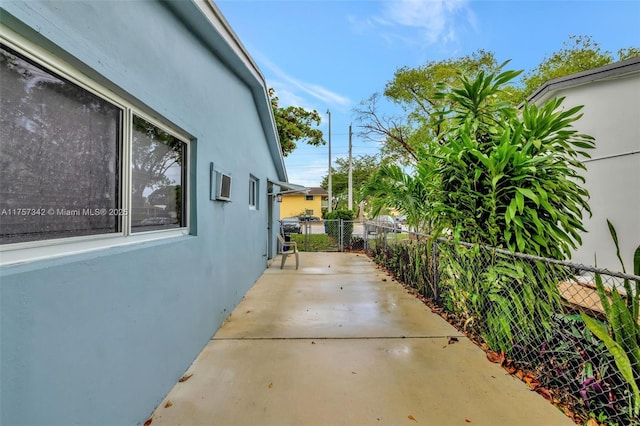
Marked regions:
[0,1,294,425]
[528,57,640,273]
[279,186,329,219]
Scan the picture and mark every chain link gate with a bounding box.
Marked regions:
[298,219,368,252]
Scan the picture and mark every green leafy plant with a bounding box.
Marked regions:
[432,67,595,259]
[438,241,566,353]
[581,221,640,418]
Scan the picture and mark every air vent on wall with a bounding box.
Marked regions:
[216,171,232,201]
[210,163,232,202]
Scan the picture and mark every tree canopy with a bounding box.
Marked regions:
[269,88,324,157]
[519,35,627,102]
[355,50,519,163]
[356,35,638,164]
[320,154,380,210]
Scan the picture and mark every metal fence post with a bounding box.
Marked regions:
[432,238,439,302]
[364,222,369,251]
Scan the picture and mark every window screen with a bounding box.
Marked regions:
[0,45,121,244]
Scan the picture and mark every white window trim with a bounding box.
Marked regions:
[249,175,259,210]
[0,25,191,267]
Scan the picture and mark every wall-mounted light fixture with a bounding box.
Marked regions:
[268,188,308,203]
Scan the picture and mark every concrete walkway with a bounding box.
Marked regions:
[149,252,572,426]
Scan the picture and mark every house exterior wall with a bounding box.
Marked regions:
[0,2,284,425]
[535,74,639,272]
[279,194,326,219]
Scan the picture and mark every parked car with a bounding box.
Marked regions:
[139,216,174,226]
[395,215,407,225]
[368,215,402,233]
[280,217,302,234]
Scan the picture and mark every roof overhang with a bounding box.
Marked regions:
[267,180,307,195]
[526,56,640,106]
[164,0,288,182]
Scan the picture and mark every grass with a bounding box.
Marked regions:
[289,234,338,251]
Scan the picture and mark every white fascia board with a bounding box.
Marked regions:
[166,0,287,182]
[527,56,640,106]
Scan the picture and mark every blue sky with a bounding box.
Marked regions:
[216,0,640,187]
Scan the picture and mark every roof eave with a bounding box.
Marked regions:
[527,56,640,105]
[164,0,287,181]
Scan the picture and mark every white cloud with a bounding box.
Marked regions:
[285,158,329,187]
[350,0,473,46]
[255,51,351,110]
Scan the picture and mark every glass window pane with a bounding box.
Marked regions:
[0,45,121,244]
[249,177,257,208]
[131,115,186,232]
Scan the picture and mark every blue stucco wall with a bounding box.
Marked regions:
[0,2,281,425]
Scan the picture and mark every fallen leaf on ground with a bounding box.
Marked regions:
[465,419,471,423]
[408,414,416,421]
[382,278,387,282]
[268,382,273,388]
[486,350,502,363]
[352,371,357,374]
[585,419,599,426]
[178,374,193,382]
[448,337,459,345]
[164,400,173,408]
[311,341,316,344]
[536,387,552,401]
[523,375,540,390]
[144,419,152,426]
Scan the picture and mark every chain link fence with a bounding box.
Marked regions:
[285,220,370,252]
[368,232,639,425]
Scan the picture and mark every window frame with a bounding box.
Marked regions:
[248,175,259,210]
[305,195,314,201]
[0,27,191,266]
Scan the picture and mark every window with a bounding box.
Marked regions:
[305,209,314,215]
[249,175,258,209]
[305,195,314,201]
[0,40,189,256]
[131,115,186,232]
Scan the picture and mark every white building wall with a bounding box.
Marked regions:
[548,75,640,272]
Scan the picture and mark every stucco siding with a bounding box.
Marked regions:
[1,2,281,425]
[543,74,640,271]
[280,194,324,219]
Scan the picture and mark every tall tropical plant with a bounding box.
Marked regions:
[361,159,436,234]
[581,221,640,418]
[432,68,595,259]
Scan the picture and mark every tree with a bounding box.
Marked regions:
[320,154,380,210]
[355,50,511,163]
[519,35,639,102]
[618,47,640,61]
[361,161,435,233]
[269,88,324,157]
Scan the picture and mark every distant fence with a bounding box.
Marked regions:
[367,227,639,425]
[286,220,372,252]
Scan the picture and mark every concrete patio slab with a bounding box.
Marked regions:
[147,253,572,426]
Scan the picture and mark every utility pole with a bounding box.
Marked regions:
[327,109,332,212]
[348,124,353,211]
